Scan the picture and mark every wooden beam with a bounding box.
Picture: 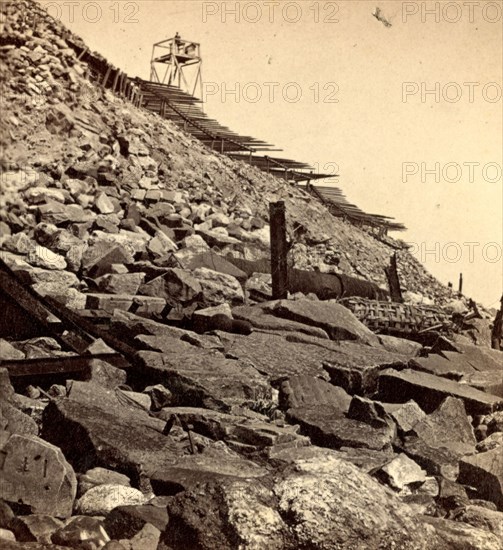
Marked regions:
[269,201,288,300]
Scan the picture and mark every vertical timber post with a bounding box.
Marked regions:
[270,201,288,300]
[491,294,503,350]
[458,273,463,296]
[385,252,403,303]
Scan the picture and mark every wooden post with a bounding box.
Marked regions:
[458,273,463,296]
[270,201,288,300]
[491,294,503,350]
[384,252,403,303]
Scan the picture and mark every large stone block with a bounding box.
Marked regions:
[0,433,76,518]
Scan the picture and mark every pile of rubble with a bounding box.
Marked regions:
[1,295,503,549]
[1,1,502,549]
[0,0,460,304]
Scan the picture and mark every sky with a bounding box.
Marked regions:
[39,0,503,308]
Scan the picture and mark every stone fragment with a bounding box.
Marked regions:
[476,432,503,452]
[422,516,503,550]
[451,505,503,540]
[82,244,134,278]
[95,272,145,295]
[399,436,460,481]
[233,304,329,339]
[85,294,165,315]
[278,375,351,412]
[83,359,127,389]
[165,479,286,550]
[381,400,427,433]
[0,529,15,542]
[143,385,173,411]
[1,402,38,436]
[78,467,131,497]
[139,268,202,305]
[51,516,110,548]
[274,454,441,549]
[377,368,503,416]
[27,246,67,270]
[9,515,64,544]
[270,299,380,346]
[95,192,115,214]
[148,441,268,493]
[134,349,271,411]
[376,453,427,492]
[378,334,423,356]
[287,406,396,451]
[128,523,161,550]
[14,267,79,288]
[38,200,94,225]
[75,485,148,516]
[459,447,503,509]
[411,396,477,456]
[347,395,390,427]
[104,504,169,540]
[24,187,66,205]
[42,395,182,481]
[0,339,25,360]
[0,433,77,518]
[192,267,245,306]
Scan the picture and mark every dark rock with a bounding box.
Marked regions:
[269,299,380,346]
[278,375,351,411]
[139,268,202,306]
[380,400,427,434]
[149,444,267,495]
[347,395,390,428]
[377,368,503,416]
[82,359,127,389]
[143,385,173,411]
[459,448,503,509]
[0,499,15,529]
[104,504,169,540]
[287,406,396,451]
[95,272,145,295]
[82,243,135,279]
[411,396,477,456]
[233,303,329,339]
[180,252,247,283]
[42,397,183,482]
[10,515,64,544]
[164,478,288,550]
[399,436,460,481]
[134,349,271,411]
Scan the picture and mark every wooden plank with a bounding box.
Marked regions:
[1,354,130,378]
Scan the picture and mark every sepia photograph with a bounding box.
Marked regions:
[0,0,502,548]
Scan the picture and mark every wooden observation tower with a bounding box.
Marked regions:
[150,33,202,98]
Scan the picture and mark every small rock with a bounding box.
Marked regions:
[51,516,110,548]
[75,484,148,516]
[27,246,67,270]
[376,453,427,492]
